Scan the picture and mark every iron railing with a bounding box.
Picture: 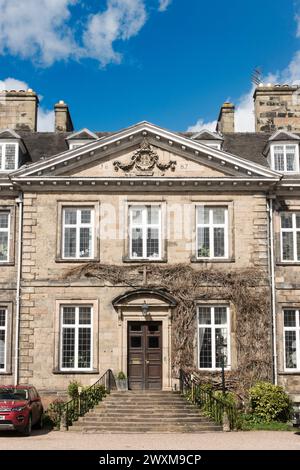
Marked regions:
[179,369,239,430]
[59,369,116,430]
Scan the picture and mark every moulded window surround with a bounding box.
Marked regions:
[196,205,228,260]
[0,211,10,263]
[271,144,299,173]
[283,309,300,371]
[129,205,162,260]
[60,305,93,372]
[69,141,93,150]
[203,142,222,150]
[0,143,19,172]
[0,307,7,372]
[62,207,94,260]
[280,212,300,262]
[198,305,231,371]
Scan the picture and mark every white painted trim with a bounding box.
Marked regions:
[62,207,94,260]
[271,143,300,173]
[0,210,10,263]
[283,309,300,372]
[129,204,162,260]
[0,306,7,372]
[60,305,93,372]
[195,205,228,260]
[12,122,280,178]
[197,305,231,371]
[0,142,19,172]
[269,129,300,141]
[280,212,300,262]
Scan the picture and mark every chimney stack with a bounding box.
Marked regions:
[254,84,300,133]
[54,100,74,132]
[0,89,39,131]
[217,102,235,133]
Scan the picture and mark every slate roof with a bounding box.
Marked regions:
[13,130,277,169]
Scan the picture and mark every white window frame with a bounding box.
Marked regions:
[280,212,300,262]
[197,305,231,371]
[271,143,299,173]
[69,141,92,150]
[60,305,93,372]
[203,142,222,150]
[0,211,10,263]
[196,205,228,260]
[283,309,300,372]
[0,307,7,372]
[129,205,162,260]
[0,142,19,172]
[62,207,94,260]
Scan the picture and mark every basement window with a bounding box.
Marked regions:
[0,143,19,172]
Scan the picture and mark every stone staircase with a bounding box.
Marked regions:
[71,391,222,433]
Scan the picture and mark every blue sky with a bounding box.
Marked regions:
[0,0,300,132]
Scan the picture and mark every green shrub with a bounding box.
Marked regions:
[45,398,65,428]
[117,371,126,380]
[249,382,292,422]
[67,380,82,399]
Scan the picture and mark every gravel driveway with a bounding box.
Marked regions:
[0,429,299,450]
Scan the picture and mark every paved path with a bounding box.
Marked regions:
[0,429,300,450]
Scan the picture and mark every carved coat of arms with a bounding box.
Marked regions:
[113,138,177,175]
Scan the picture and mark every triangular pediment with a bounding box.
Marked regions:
[12,122,279,181]
[0,128,21,139]
[66,128,98,141]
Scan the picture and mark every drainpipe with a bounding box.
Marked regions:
[14,192,23,386]
[268,197,278,385]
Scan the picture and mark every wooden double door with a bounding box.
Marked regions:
[128,321,162,390]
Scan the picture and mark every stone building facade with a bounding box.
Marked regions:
[0,86,300,407]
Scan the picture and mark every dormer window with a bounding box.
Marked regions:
[66,128,98,151]
[272,144,298,172]
[0,143,18,172]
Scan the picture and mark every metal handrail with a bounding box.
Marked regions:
[59,369,116,430]
[179,369,239,430]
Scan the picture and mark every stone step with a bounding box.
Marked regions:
[89,412,204,418]
[71,425,222,433]
[79,417,211,424]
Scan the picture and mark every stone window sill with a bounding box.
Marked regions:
[52,369,99,375]
[278,371,300,376]
[0,371,12,376]
[55,258,100,264]
[276,262,300,266]
[122,257,168,263]
[191,256,235,264]
[0,262,15,267]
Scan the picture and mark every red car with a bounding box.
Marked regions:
[0,385,43,436]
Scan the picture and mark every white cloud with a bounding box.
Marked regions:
[234,87,255,132]
[0,77,54,131]
[187,118,217,133]
[0,0,172,67]
[158,0,172,12]
[82,0,147,66]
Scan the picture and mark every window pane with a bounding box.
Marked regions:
[148,337,159,348]
[79,307,91,325]
[63,307,75,325]
[147,228,159,258]
[79,227,92,258]
[81,210,91,224]
[0,330,5,369]
[197,227,210,257]
[64,209,77,225]
[62,328,75,368]
[0,146,2,170]
[214,227,225,257]
[5,144,16,170]
[147,206,159,224]
[0,309,5,327]
[285,331,297,369]
[281,213,293,229]
[197,206,209,224]
[131,207,143,224]
[296,214,300,228]
[0,232,8,261]
[131,227,143,257]
[215,328,228,368]
[282,232,294,260]
[0,213,9,228]
[213,207,225,224]
[78,328,91,368]
[198,307,211,325]
[199,328,212,368]
[274,146,284,171]
[131,336,142,348]
[284,310,296,327]
[297,232,300,261]
[286,152,296,171]
[64,227,76,257]
[215,307,227,325]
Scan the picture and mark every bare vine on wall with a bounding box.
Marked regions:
[65,263,272,395]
